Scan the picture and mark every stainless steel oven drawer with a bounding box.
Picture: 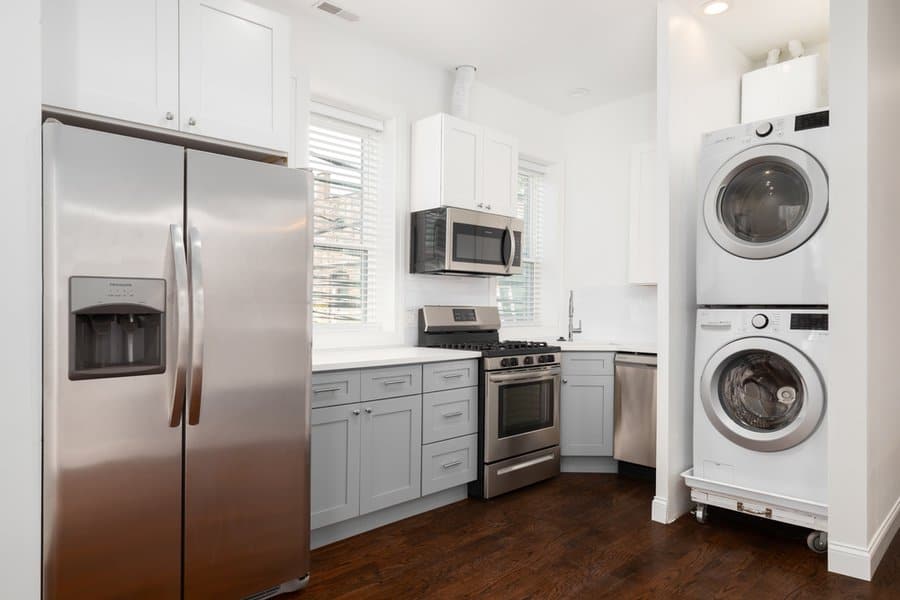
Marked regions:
[422,359,478,393]
[311,370,361,408]
[483,446,560,499]
[361,364,423,401]
[422,386,477,444]
[421,434,478,496]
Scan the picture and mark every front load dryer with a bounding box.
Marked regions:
[693,308,828,504]
[696,110,829,306]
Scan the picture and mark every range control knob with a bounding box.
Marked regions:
[500,358,510,367]
[755,122,774,137]
[524,356,534,365]
[509,358,519,367]
[751,314,769,329]
[544,354,556,363]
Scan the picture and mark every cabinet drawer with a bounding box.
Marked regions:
[361,364,423,401]
[311,370,361,408]
[422,387,477,444]
[423,359,478,393]
[421,434,477,496]
[562,352,615,376]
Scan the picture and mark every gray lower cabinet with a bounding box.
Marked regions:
[310,403,361,529]
[561,352,615,456]
[359,395,422,515]
[421,434,477,496]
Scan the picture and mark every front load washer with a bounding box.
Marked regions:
[697,110,829,306]
[693,308,827,504]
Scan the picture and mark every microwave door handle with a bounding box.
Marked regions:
[504,225,516,272]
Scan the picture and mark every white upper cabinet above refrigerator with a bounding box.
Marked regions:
[42,0,181,131]
[42,0,291,153]
[411,113,518,217]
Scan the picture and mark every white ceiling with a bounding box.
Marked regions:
[678,0,829,60]
[300,0,659,115]
[300,0,830,115]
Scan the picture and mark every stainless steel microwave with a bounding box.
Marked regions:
[411,207,524,277]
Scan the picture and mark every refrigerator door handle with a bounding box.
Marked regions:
[170,224,189,427]
[187,226,205,426]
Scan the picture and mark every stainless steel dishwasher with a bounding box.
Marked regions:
[613,353,657,468]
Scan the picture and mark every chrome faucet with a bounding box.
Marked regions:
[567,290,582,342]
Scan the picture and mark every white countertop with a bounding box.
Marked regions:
[551,340,657,354]
[312,346,482,372]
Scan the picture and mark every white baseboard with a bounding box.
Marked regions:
[311,485,467,549]
[560,456,618,473]
[829,493,900,581]
[651,496,669,524]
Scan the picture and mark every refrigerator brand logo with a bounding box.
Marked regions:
[107,282,135,297]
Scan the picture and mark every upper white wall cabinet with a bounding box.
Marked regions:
[42,0,290,153]
[628,141,657,285]
[411,113,518,217]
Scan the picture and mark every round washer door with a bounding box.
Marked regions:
[704,144,828,259]
[700,337,825,452]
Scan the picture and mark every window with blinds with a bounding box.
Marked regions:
[497,165,544,324]
[309,104,383,325]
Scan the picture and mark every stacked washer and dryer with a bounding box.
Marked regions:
[683,110,830,553]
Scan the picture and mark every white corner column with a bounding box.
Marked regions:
[653,0,749,524]
[0,2,43,599]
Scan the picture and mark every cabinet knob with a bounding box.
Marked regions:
[562,379,568,384]
[352,409,360,415]
[486,204,492,210]
[477,203,484,208]
[365,407,373,414]
[165,111,174,121]
[188,117,197,127]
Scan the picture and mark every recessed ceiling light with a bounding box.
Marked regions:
[569,88,591,98]
[702,0,730,15]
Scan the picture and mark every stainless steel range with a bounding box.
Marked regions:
[419,305,561,499]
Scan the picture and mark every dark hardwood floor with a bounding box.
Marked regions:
[290,474,900,599]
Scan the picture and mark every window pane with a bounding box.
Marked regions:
[309,112,381,326]
[312,245,368,323]
[498,262,536,323]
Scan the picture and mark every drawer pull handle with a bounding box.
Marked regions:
[496,453,555,476]
[737,501,772,518]
[442,373,464,379]
[441,459,463,469]
[441,410,464,418]
[314,385,343,393]
[382,378,408,385]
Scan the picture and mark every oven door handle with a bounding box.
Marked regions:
[488,367,561,384]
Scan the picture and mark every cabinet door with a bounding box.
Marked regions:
[42,0,179,130]
[628,142,657,284]
[311,404,361,529]
[179,0,290,151]
[360,396,422,514]
[482,129,518,216]
[441,115,483,210]
[560,375,615,456]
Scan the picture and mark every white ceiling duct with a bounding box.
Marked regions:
[450,65,477,120]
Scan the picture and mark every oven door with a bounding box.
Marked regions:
[446,208,523,276]
[484,366,561,463]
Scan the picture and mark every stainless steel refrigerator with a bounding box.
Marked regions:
[42,122,311,599]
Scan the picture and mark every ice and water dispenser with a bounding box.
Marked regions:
[69,277,166,379]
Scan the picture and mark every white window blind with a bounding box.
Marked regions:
[309,106,382,325]
[497,165,545,324]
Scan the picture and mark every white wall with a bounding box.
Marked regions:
[279,8,567,347]
[0,2,42,598]
[653,0,750,524]
[562,91,657,344]
[828,0,900,581]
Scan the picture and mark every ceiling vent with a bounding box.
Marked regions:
[313,1,360,22]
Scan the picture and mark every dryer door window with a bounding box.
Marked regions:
[704,144,827,260]
[700,337,825,452]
